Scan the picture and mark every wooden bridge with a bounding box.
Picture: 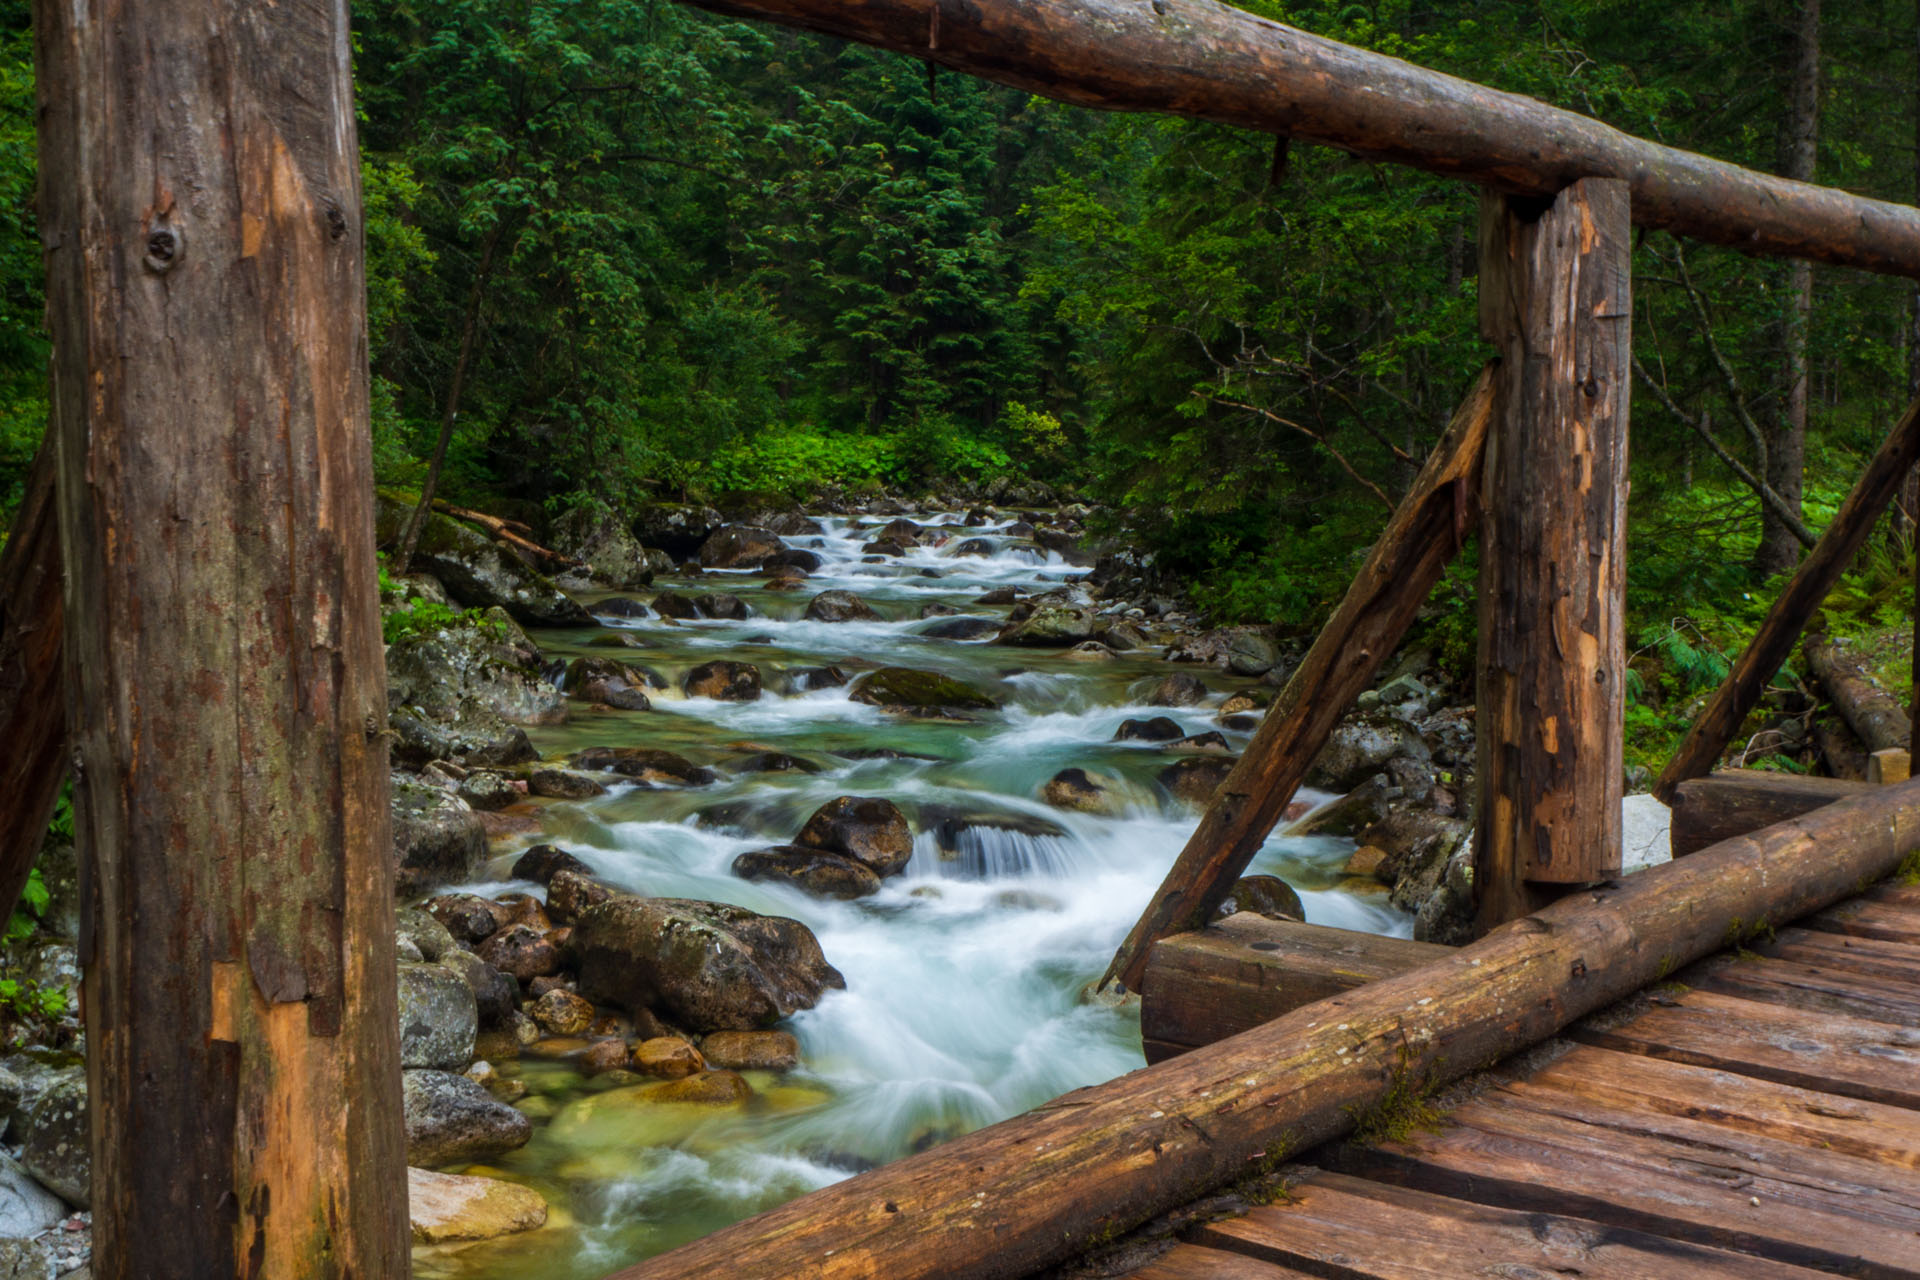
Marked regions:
[7,0,1920,1276]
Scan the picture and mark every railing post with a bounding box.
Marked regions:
[1474,179,1631,931]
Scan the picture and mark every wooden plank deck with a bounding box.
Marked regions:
[1114,873,1920,1280]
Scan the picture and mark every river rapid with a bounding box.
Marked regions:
[414,510,1409,1279]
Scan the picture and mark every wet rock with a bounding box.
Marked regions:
[1042,768,1122,815]
[422,893,507,943]
[511,843,593,885]
[974,587,1023,605]
[439,950,518,1028]
[632,1036,706,1080]
[683,660,763,702]
[803,590,881,623]
[593,596,651,619]
[1142,672,1208,707]
[546,869,616,925]
[457,771,519,812]
[1166,730,1232,754]
[699,1030,799,1073]
[375,491,592,626]
[579,1038,631,1076]
[848,667,997,715]
[1158,756,1239,806]
[476,924,563,983]
[920,602,958,617]
[0,1238,51,1279]
[651,590,700,620]
[791,665,849,691]
[0,1151,63,1238]
[1306,712,1432,793]
[875,518,924,544]
[793,796,914,877]
[1220,689,1273,716]
[1345,845,1392,880]
[402,1069,533,1167]
[1218,875,1305,922]
[952,538,995,557]
[391,778,489,896]
[527,767,607,800]
[733,847,881,900]
[1413,842,1476,946]
[861,539,909,557]
[531,988,596,1037]
[408,1166,548,1244]
[399,963,479,1071]
[728,751,821,775]
[396,909,456,963]
[772,547,824,571]
[1225,631,1282,677]
[1283,774,1397,838]
[698,525,785,569]
[17,1072,86,1207]
[763,565,810,590]
[632,502,724,558]
[571,746,718,786]
[574,897,844,1033]
[695,592,749,620]
[549,506,660,592]
[649,1070,753,1105]
[1114,716,1185,743]
[996,602,1095,646]
[920,616,1000,641]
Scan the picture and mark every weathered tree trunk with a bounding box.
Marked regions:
[610,776,1920,1280]
[1474,180,1630,931]
[0,437,66,922]
[1668,770,1872,856]
[1103,366,1496,993]
[681,0,1920,278]
[34,1,409,1275]
[1653,391,1920,802]
[1755,0,1822,576]
[1804,631,1911,751]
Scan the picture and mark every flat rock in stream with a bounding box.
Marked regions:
[733,847,881,899]
[848,667,997,715]
[574,898,843,1033]
[803,590,881,622]
[571,746,718,786]
[408,1166,549,1244]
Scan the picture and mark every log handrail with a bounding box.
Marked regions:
[683,0,1920,279]
[611,775,1920,1280]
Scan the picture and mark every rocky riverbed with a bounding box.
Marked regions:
[369,496,1490,1278]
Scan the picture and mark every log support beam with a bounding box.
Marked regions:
[1103,366,1496,993]
[1653,393,1920,802]
[1473,180,1630,931]
[34,0,408,1273]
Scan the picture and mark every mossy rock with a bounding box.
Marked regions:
[848,667,997,714]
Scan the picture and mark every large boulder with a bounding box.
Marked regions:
[375,490,591,626]
[408,1167,549,1245]
[683,661,762,702]
[1158,756,1239,807]
[573,897,844,1033]
[17,1071,86,1207]
[848,667,997,715]
[631,501,724,558]
[803,590,880,623]
[388,703,537,769]
[793,796,914,876]
[384,612,560,764]
[698,525,786,569]
[996,602,1096,646]
[1142,673,1208,707]
[1306,713,1432,793]
[732,847,881,900]
[398,962,479,1071]
[0,1151,63,1238]
[391,778,489,896]
[549,505,659,591]
[402,1069,533,1168]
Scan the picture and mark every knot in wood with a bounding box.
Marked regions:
[325,204,348,241]
[144,222,181,273]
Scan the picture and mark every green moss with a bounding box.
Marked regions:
[848,667,998,712]
[1898,849,1920,887]
[1346,1050,1445,1146]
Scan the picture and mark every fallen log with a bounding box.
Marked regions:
[1103,365,1496,993]
[684,0,1920,279]
[1804,631,1911,752]
[1140,915,1448,1063]
[0,436,66,923]
[1654,390,1920,802]
[1668,770,1872,856]
[610,776,1920,1280]
[430,500,579,571]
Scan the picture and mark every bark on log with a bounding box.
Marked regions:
[610,776,1920,1280]
[680,0,1920,279]
[34,1,409,1274]
[1804,631,1912,751]
[1669,770,1873,856]
[433,501,580,570]
[1654,391,1920,802]
[1140,915,1448,1063]
[0,437,66,924]
[1474,180,1629,929]
[1103,365,1496,993]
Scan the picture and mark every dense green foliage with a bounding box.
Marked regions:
[1,0,1918,763]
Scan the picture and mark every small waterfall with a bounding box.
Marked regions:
[907,814,1080,879]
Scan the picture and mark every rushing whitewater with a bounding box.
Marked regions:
[416,513,1408,1278]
